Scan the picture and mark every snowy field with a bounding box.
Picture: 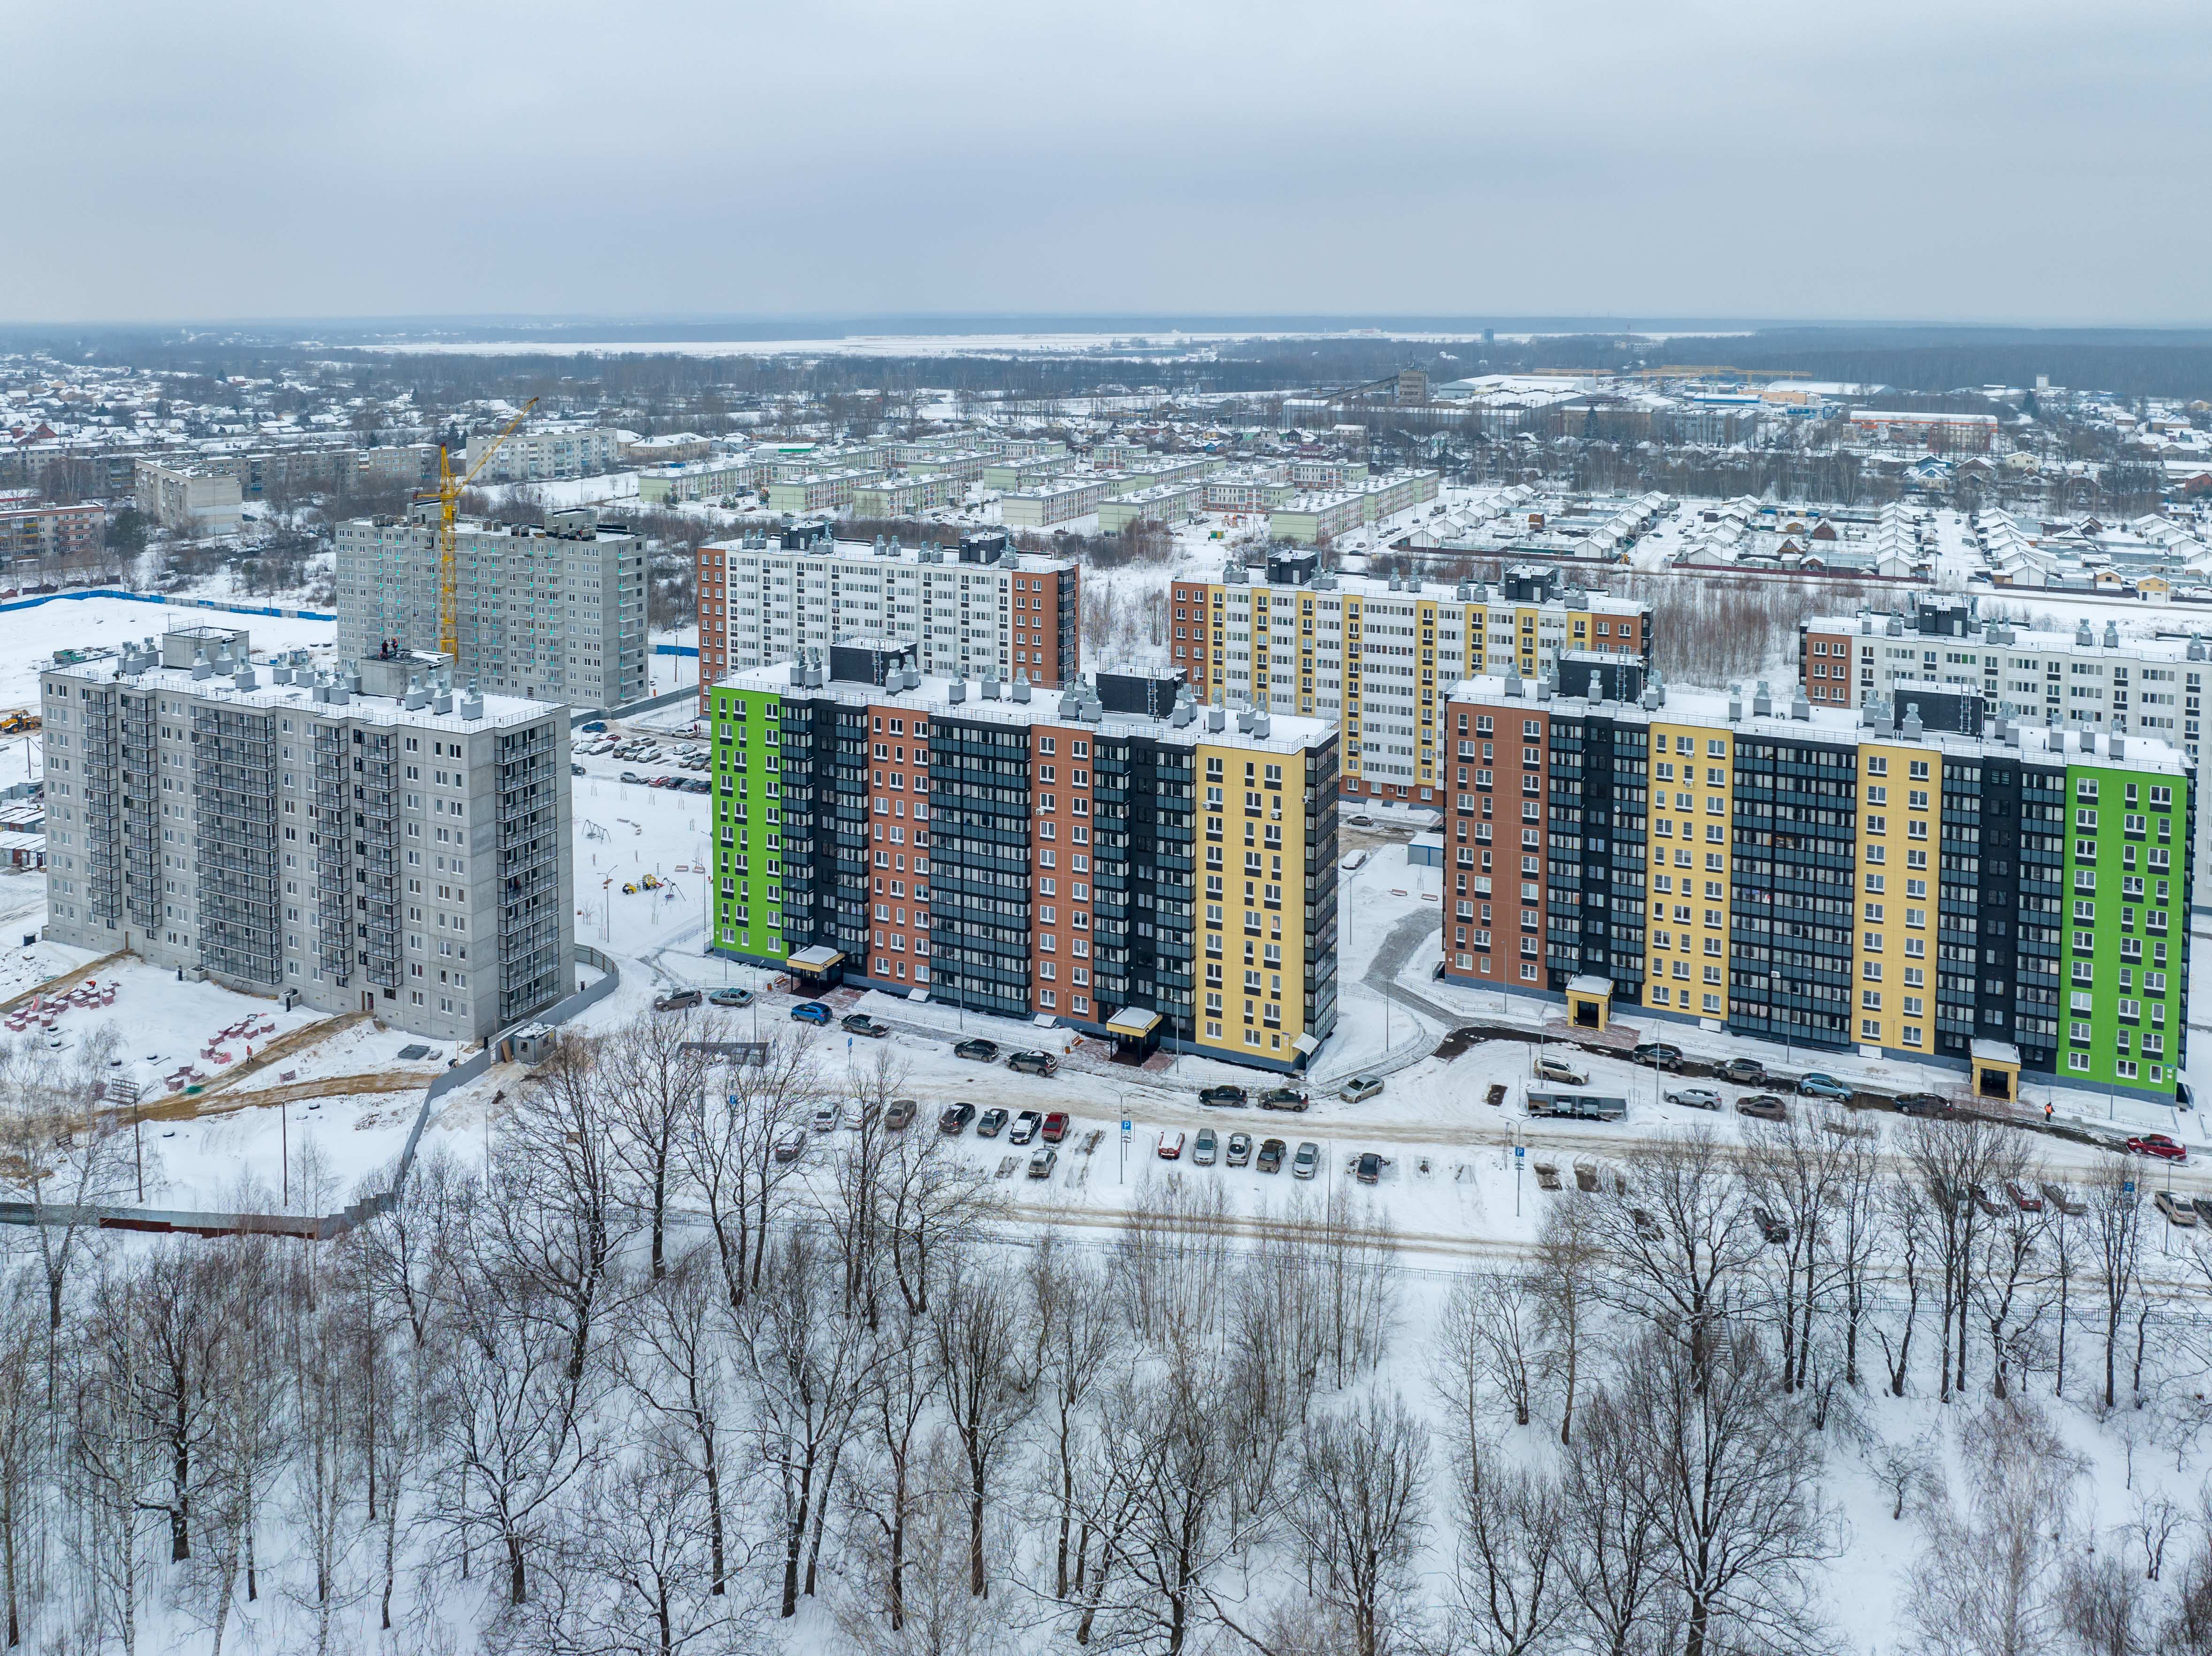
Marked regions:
[0,595,337,711]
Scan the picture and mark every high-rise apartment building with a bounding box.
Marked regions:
[1171,557,1652,802]
[707,652,1339,1073]
[41,628,572,1043]
[1439,667,2192,1102]
[335,504,647,710]
[694,528,1080,712]
[1801,591,2212,906]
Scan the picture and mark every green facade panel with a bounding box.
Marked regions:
[2060,762,2189,1098]
[709,682,787,963]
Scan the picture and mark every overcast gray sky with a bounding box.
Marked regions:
[8,0,2210,327]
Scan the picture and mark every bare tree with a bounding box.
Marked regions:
[1906,1396,2086,1656]
[0,1271,45,1650]
[1275,1391,1431,1656]
[1902,1114,2030,1402]
[932,1261,1035,1599]
[1531,1200,1599,1445]
[1028,1238,1126,1604]
[1438,1433,1564,1656]
[678,1037,821,1311]
[1609,1327,1838,1656]
[2056,1552,2152,1656]
[602,1009,719,1281]
[2088,1154,2146,1410]
[742,1230,866,1619]
[1557,1384,1674,1656]
[1435,1269,1544,1432]
[1590,1128,1760,1378]
[1878,1176,1931,1397]
[621,1248,741,1601]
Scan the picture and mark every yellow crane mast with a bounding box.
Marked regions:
[421,396,540,657]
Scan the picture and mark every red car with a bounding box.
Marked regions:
[1041,1112,1069,1143]
[2128,1133,2189,1164]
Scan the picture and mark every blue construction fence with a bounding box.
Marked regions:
[0,588,334,621]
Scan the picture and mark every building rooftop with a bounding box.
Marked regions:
[1445,672,2194,776]
[703,533,1076,573]
[47,634,562,734]
[719,661,1335,758]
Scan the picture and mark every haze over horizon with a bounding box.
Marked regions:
[9,0,2212,329]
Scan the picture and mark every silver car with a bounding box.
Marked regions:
[1292,1141,1320,1179]
[1193,1126,1218,1166]
[1340,1073,1384,1102]
[1665,1087,1722,1111]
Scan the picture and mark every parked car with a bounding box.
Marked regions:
[1010,1110,1043,1145]
[571,762,586,776]
[1226,1131,1254,1168]
[620,771,644,785]
[652,987,703,1012]
[1347,813,1374,827]
[1737,1094,1789,1122]
[842,1099,880,1131]
[1027,1145,1058,1180]
[954,1038,999,1061]
[1258,1087,1309,1113]
[1199,1084,1248,1107]
[938,1102,975,1135]
[1292,1141,1320,1179]
[790,1002,832,1026]
[1256,1137,1287,1174]
[841,1013,890,1038]
[1750,1207,1790,1244]
[708,986,755,1007]
[2155,1189,2198,1227]
[1665,1086,1723,1111]
[1717,1057,1767,1085]
[1007,1050,1058,1077]
[1041,1112,1069,1143]
[1340,1073,1385,1103]
[1157,1129,1186,1161]
[1341,849,1370,872]
[2130,1133,2188,1164]
[976,1108,1009,1138]
[581,721,608,733]
[1193,1127,1218,1166]
[1354,1151,1385,1185]
[1796,1072,1852,1100]
[773,1127,807,1163]
[1536,1055,1588,1086]
[1631,1041,1683,1069]
[1894,1091,1949,1116]
[810,1104,840,1134]
[886,1098,918,1131]
[2004,1181,2044,1213]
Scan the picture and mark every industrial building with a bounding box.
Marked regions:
[334,504,648,711]
[1171,558,1652,802]
[41,627,573,1044]
[1439,667,2192,1103]
[707,651,1340,1073]
[694,527,1080,710]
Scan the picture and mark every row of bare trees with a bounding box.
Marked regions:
[7,1021,2212,1654]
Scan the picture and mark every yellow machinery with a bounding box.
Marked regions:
[421,396,540,657]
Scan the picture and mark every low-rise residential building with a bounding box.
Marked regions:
[1171,558,1652,801]
[635,455,776,504]
[335,505,648,710]
[694,528,1079,708]
[464,425,624,481]
[999,474,1113,528]
[0,497,103,564]
[1268,469,1441,542]
[1098,482,1202,533]
[134,460,242,535]
[851,470,969,518]
[1846,409,1999,451]
[41,629,572,1043]
[982,455,1079,491]
[1439,668,2192,1102]
[764,469,881,515]
[709,653,1339,1072]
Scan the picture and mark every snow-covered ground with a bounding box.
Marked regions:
[0,595,337,712]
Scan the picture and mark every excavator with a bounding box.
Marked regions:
[417,395,540,657]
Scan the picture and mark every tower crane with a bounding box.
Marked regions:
[421,396,539,657]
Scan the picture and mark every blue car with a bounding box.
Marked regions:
[1796,1072,1852,1100]
[790,1002,832,1026]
